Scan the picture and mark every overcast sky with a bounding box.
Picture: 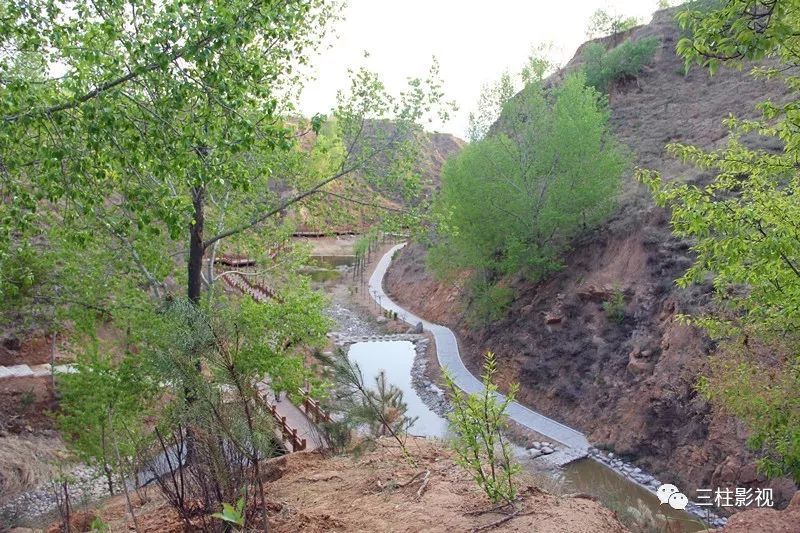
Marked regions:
[299,1,672,138]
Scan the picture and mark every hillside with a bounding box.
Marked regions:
[51,438,629,533]
[294,125,465,234]
[385,6,797,508]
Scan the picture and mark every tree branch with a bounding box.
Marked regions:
[202,165,360,250]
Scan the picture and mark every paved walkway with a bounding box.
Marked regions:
[369,243,590,464]
[0,363,76,379]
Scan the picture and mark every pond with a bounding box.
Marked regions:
[301,255,356,284]
[347,341,449,438]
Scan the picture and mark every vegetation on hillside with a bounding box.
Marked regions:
[585,8,640,44]
[429,68,626,323]
[582,37,660,92]
[641,0,800,483]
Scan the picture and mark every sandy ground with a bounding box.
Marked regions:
[49,438,628,533]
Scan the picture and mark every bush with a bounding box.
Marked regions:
[443,352,520,504]
[583,37,660,92]
[466,280,514,326]
[602,288,626,324]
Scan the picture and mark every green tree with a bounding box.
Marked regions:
[0,0,448,312]
[586,8,640,45]
[1,1,451,526]
[467,47,555,142]
[639,0,800,482]
[430,73,625,321]
[57,351,156,495]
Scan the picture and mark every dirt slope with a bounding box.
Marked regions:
[385,6,797,509]
[67,438,628,533]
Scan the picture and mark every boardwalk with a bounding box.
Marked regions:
[369,243,590,464]
[256,384,325,452]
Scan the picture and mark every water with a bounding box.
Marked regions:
[555,459,709,532]
[347,341,449,437]
[302,255,356,283]
[346,340,708,532]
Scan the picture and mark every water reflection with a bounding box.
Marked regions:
[347,341,449,438]
[553,458,710,532]
[302,255,356,283]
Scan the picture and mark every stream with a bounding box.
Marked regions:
[310,248,717,532]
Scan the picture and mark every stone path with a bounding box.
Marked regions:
[369,243,590,465]
[0,363,76,379]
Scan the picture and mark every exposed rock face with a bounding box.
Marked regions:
[385,6,797,509]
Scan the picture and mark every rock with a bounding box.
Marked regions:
[577,284,612,303]
[2,336,21,351]
[528,449,543,459]
[527,441,542,450]
[541,446,554,454]
[544,313,562,325]
[412,322,424,334]
[627,353,654,374]
[376,316,388,324]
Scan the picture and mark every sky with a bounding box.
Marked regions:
[299,0,671,138]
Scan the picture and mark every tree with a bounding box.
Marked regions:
[586,8,640,45]
[639,0,800,482]
[1,1,451,527]
[1,0,447,312]
[57,351,156,496]
[324,350,418,463]
[467,46,555,142]
[467,73,517,143]
[430,72,626,322]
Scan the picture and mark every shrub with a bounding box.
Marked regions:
[583,37,660,92]
[603,288,626,324]
[324,350,418,464]
[466,280,514,326]
[443,352,520,504]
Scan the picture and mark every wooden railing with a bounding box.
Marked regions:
[298,387,331,424]
[268,403,307,452]
[215,255,257,267]
[219,271,281,303]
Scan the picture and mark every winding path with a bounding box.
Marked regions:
[369,243,590,465]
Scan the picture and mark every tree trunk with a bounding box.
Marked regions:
[185,186,205,463]
[188,186,205,304]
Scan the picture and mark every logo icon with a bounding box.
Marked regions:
[657,484,689,510]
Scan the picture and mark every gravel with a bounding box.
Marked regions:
[0,464,111,526]
[409,338,449,417]
[325,302,379,338]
